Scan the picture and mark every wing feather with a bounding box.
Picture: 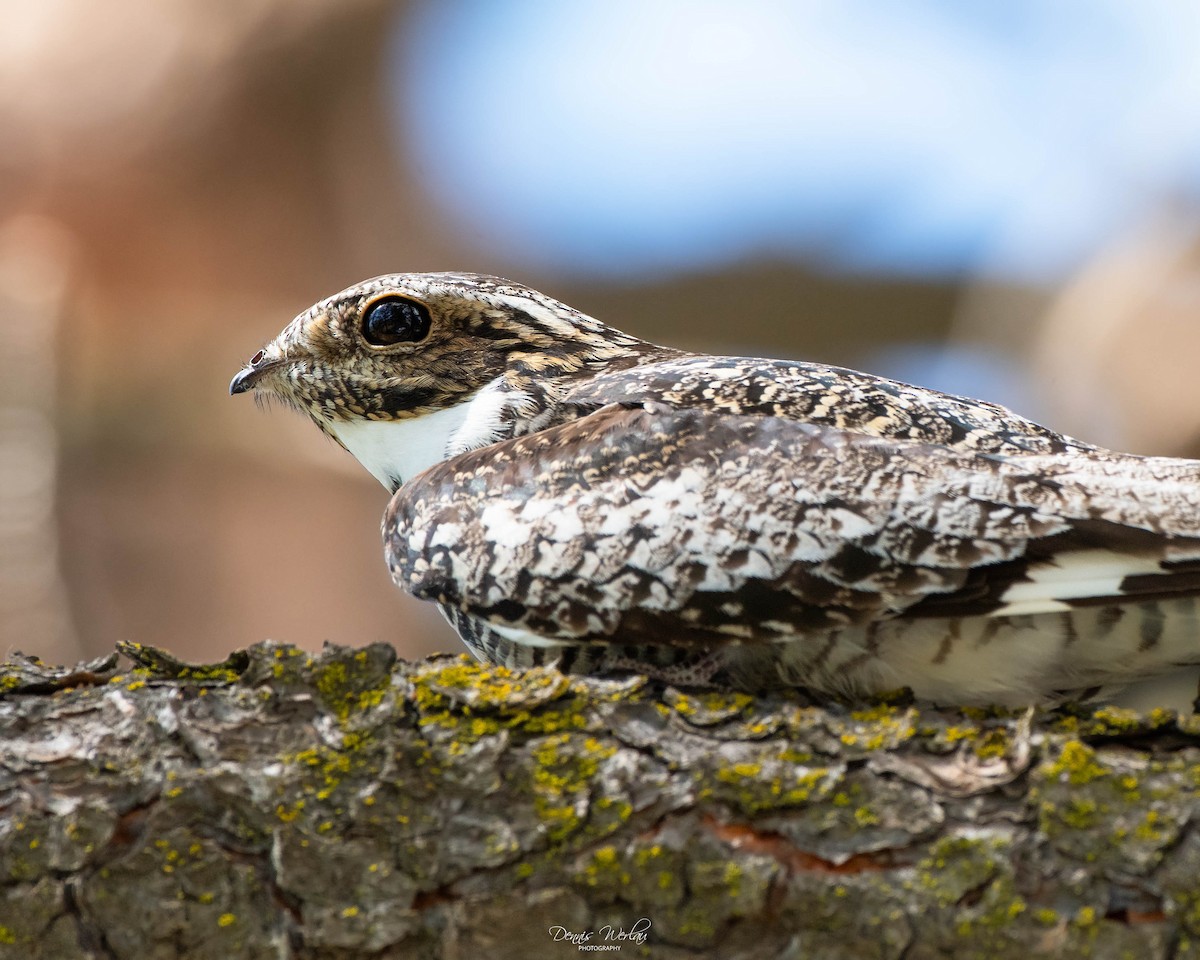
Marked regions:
[384,403,1200,645]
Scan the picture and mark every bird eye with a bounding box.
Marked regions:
[361,296,432,346]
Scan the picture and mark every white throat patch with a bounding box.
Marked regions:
[326,378,527,489]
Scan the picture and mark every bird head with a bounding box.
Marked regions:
[230,272,652,488]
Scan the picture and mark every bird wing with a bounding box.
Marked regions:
[561,354,1089,455]
[385,402,1200,646]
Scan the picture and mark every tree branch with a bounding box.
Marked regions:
[0,641,1196,959]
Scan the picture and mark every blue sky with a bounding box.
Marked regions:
[392,0,1200,281]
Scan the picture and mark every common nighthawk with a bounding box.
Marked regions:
[231,273,1200,706]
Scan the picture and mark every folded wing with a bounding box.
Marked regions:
[385,402,1200,648]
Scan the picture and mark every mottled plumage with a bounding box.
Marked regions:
[232,272,1200,705]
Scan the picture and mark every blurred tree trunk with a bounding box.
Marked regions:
[0,642,1196,959]
[0,217,81,667]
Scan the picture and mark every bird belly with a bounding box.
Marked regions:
[773,599,1200,706]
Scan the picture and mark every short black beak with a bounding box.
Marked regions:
[229,365,260,396]
[231,347,282,395]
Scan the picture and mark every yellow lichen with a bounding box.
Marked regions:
[1043,741,1108,786]
[854,806,880,826]
[529,733,617,843]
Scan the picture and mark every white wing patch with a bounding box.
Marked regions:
[994,549,1165,616]
[488,622,565,649]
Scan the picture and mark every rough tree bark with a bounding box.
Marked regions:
[0,640,1198,959]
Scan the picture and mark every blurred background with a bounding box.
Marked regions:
[4,1,1200,705]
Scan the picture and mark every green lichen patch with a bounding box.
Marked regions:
[227,643,400,729]
[688,852,777,919]
[0,650,120,698]
[520,732,621,846]
[1033,741,1196,874]
[1040,740,1109,786]
[252,643,315,686]
[571,840,687,910]
[406,656,635,755]
[411,655,570,714]
[704,750,844,816]
[950,871,1028,944]
[653,846,781,949]
[475,729,638,859]
[311,645,396,723]
[568,825,781,952]
[757,769,944,862]
[574,843,624,898]
[275,726,395,833]
[827,703,919,754]
[1054,704,1180,739]
[664,688,754,726]
[914,833,1011,907]
[898,832,1064,958]
[117,641,248,685]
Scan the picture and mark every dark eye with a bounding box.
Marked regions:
[361,297,432,346]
